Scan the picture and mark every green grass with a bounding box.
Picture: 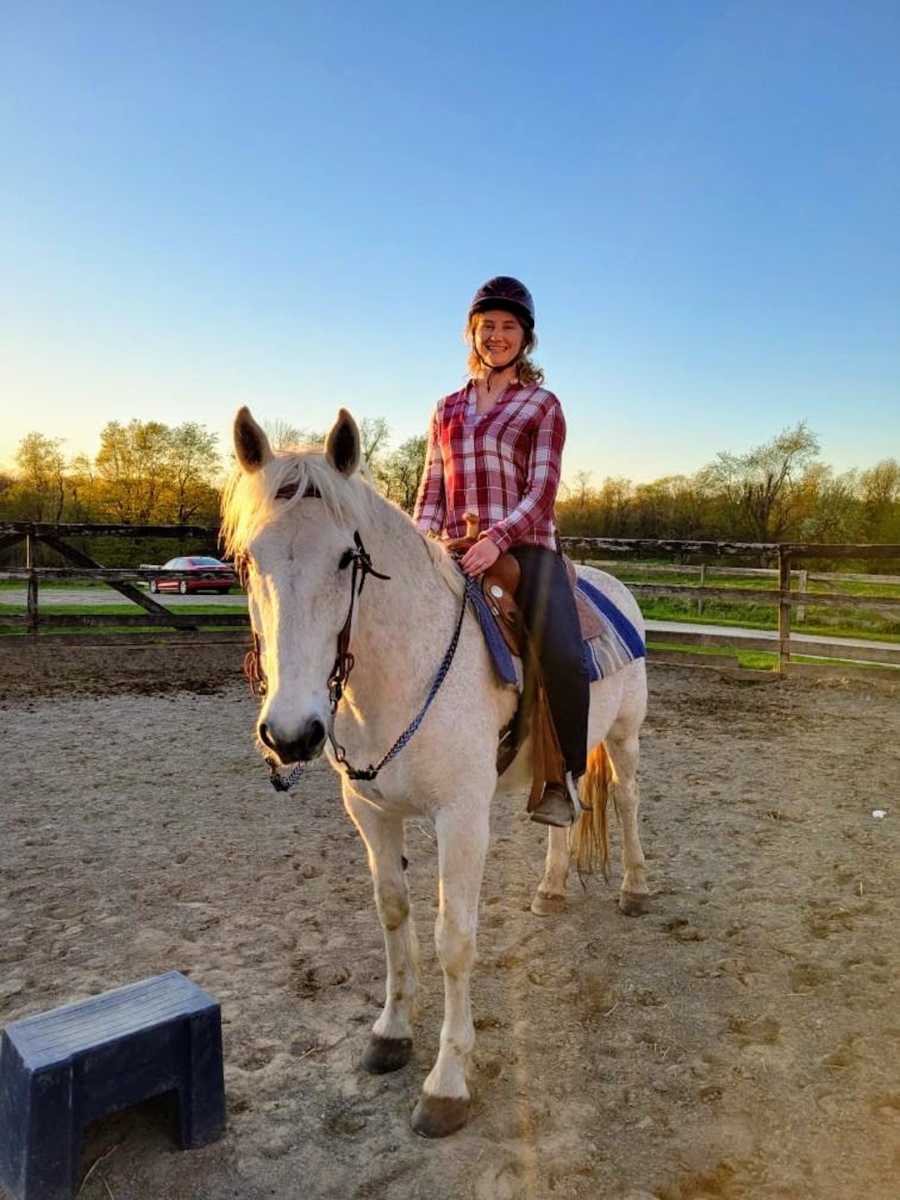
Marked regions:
[1,624,245,637]
[4,564,899,661]
[0,602,245,617]
[647,639,899,673]
[597,566,900,599]
[579,561,900,643]
[0,579,243,594]
[648,640,776,670]
[636,597,900,643]
[0,598,249,637]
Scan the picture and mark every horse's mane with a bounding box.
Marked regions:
[220,447,464,598]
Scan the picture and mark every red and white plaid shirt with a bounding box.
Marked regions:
[413,382,566,553]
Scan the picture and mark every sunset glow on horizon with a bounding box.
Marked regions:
[3,2,898,484]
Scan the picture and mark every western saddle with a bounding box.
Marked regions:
[443,513,567,812]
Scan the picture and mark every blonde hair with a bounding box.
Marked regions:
[220,444,465,600]
[465,313,545,386]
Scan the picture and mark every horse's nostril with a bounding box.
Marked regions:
[307,718,325,748]
[259,722,275,751]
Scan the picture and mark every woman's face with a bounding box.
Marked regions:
[474,309,525,371]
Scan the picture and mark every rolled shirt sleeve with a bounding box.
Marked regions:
[483,397,566,553]
[413,403,447,536]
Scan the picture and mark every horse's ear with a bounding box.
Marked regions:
[325,408,361,477]
[233,407,273,473]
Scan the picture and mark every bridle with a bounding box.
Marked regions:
[241,505,469,793]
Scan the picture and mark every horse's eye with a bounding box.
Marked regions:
[339,549,354,570]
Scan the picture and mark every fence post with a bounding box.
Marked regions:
[26,533,39,636]
[777,548,792,673]
[697,563,706,616]
[796,568,808,624]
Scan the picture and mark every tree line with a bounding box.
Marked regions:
[1,418,898,555]
[0,417,429,529]
[555,423,900,546]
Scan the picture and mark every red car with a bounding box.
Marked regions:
[150,556,237,595]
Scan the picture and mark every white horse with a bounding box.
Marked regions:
[222,406,649,1138]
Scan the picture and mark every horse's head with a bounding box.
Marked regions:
[223,405,369,766]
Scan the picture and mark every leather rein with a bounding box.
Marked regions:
[242,514,469,793]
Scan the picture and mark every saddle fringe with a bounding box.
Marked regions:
[570,743,612,879]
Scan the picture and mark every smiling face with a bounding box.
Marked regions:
[473,308,526,372]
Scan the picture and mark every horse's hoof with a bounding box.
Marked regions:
[619,891,649,916]
[531,890,567,916]
[361,1035,413,1074]
[411,1094,471,1138]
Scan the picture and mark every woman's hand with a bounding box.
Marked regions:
[460,536,501,577]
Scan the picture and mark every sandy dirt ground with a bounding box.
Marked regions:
[1,643,898,1200]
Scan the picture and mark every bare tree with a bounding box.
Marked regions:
[263,418,323,450]
[360,417,390,465]
[700,421,820,541]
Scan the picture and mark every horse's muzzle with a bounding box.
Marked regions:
[258,717,326,764]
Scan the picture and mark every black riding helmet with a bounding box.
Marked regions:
[468,276,535,331]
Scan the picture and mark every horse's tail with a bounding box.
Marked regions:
[570,742,611,879]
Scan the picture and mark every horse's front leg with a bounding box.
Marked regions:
[412,801,489,1138]
[344,787,418,1073]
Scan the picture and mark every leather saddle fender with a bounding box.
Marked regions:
[443,514,566,811]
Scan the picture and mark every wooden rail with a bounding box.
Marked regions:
[0,522,214,539]
[2,524,898,678]
[0,569,224,582]
[561,537,900,561]
[612,583,900,610]
[584,559,900,586]
[0,522,226,637]
[560,538,900,677]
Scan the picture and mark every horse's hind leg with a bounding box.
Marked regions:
[343,787,418,1073]
[605,722,649,916]
[532,827,570,915]
[531,671,623,917]
[412,799,489,1138]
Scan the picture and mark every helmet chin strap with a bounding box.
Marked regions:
[475,346,523,388]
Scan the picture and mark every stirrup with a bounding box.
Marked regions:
[530,775,577,827]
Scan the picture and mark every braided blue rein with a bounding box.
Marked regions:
[267,569,473,793]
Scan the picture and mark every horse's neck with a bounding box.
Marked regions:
[342,510,459,709]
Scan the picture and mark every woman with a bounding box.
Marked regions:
[413,276,589,827]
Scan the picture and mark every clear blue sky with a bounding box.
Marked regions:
[2,0,898,483]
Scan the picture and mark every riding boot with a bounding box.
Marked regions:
[529,771,581,827]
[509,544,590,825]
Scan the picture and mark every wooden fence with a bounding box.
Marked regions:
[578,560,900,622]
[0,522,245,636]
[2,523,899,678]
[563,538,900,680]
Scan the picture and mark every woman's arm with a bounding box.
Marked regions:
[484,396,566,552]
[413,404,446,536]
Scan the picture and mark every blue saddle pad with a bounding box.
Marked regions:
[467,573,645,688]
[576,576,646,681]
